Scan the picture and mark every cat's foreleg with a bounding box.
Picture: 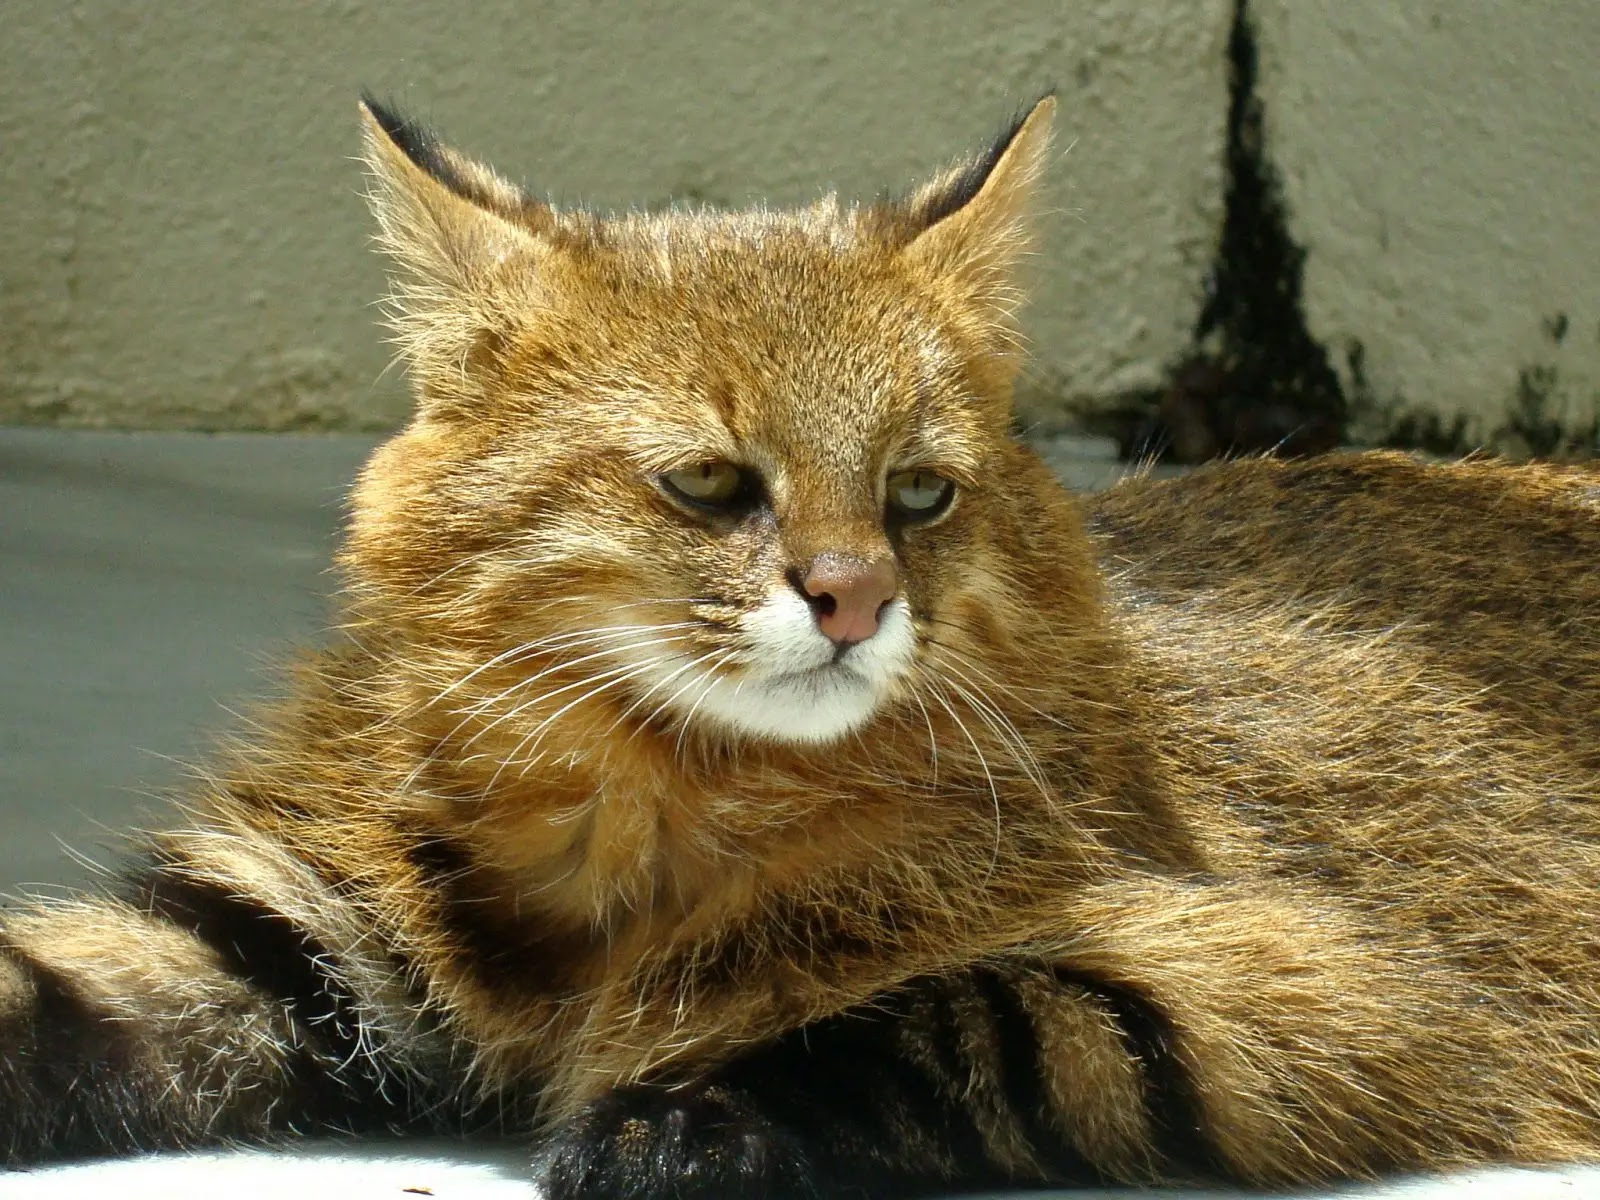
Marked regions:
[535,965,1163,1200]
[535,873,1519,1198]
[0,881,400,1164]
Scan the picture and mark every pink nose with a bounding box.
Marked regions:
[797,555,898,646]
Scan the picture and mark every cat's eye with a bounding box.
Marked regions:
[886,469,955,521]
[661,461,748,509]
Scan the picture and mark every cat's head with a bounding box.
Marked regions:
[344,96,1067,755]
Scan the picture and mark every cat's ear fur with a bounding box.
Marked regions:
[892,93,1057,316]
[359,97,551,410]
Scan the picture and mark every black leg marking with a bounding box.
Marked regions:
[1054,968,1219,1175]
[540,980,1018,1200]
[0,930,315,1161]
[405,827,591,998]
[971,969,1105,1184]
[130,857,371,1085]
[733,994,990,1183]
[537,1079,827,1200]
[917,982,1008,1175]
[0,934,132,1160]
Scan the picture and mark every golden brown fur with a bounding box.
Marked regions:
[2,94,1599,1198]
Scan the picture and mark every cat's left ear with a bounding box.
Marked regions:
[890,94,1057,312]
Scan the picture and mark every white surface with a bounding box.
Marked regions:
[7,1144,1600,1200]
[0,1141,535,1200]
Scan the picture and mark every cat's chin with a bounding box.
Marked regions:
[692,664,887,745]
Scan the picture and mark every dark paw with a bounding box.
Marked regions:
[535,1080,825,1200]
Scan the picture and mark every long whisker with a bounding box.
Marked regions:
[921,626,1043,693]
[615,647,734,742]
[928,652,1049,767]
[924,631,1104,721]
[937,667,1052,805]
[446,628,698,713]
[922,681,1003,883]
[459,639,696,751]
[482,658,670,792]
[612,649,738,753]
[434,643,682,759]
[426,622,703,709]
[674,651,740,760]
[906,686,940,787]
[451,633,700,700]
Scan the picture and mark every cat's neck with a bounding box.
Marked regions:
[396,699,963,928]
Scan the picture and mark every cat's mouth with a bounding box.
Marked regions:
[771,656,872,684]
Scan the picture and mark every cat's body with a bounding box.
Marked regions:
[3,95,1599,1198]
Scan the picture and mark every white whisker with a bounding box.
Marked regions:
[907,686,941,786]
[923,681,1003,882]
[484,659,668,792]
[449,633,697,746]
[934,658,1053,804]
[674,651,740,760]
[632,649,734,741]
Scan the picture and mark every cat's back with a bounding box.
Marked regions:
[1085,450,1600,758]
[1087,450,1598,614]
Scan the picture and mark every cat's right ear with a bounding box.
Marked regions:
[359,97,552,410]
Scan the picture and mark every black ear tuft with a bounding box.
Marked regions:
[359,91,474,198]
[917,89,1058,230]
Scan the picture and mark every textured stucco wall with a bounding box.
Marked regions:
[1253,2,1600,453]
[0,1,1229,431]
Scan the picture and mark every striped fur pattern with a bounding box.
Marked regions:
[4,94,1600,1200]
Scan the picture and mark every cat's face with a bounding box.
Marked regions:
[347,98,1055,751]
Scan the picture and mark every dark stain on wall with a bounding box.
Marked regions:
[1349,329,1599,463]
[1097,0,1347,464]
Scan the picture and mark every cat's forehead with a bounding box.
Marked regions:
[608,209,917,335]
[542,215,987,474]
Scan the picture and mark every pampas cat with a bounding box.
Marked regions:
[3,90,1600,1199]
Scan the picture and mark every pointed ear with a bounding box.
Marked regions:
[891,94,1057,314]
[359,97,553,410]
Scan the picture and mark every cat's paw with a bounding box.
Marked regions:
[534,1080,825,1200]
